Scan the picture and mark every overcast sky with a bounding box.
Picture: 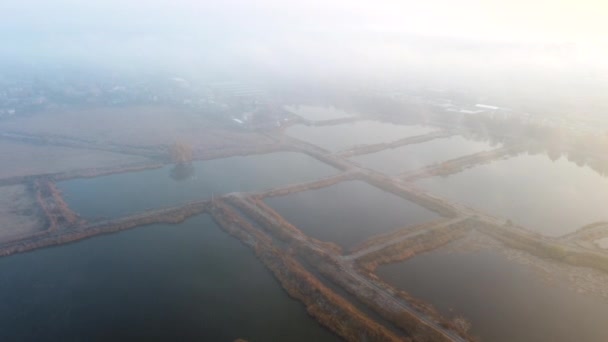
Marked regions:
[3,0,606,41]
[1,0,607,76]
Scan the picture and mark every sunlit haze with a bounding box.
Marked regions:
[1,1,608,342]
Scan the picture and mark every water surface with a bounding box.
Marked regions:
[352,135,497,175]
[59,152,337,219]
[285,105,354,121]
[265,180,439,249]
[377,246,608,342]
[416,154,608,236]
[286,121,436,152]
[0,215,339,342]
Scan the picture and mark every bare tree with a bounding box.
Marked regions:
[169,141,193,165]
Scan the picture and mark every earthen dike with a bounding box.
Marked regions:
[2,126,607,342]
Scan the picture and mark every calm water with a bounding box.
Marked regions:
[377,246,608,342]
[286,121,436,152]
[0,215,339,342]
[265,180,439,249]
[351,135,498,175]
[417,154,608,236]
[59,152,337,219]
[285,105,354,121]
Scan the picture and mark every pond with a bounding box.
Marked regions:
[265,180,439,250]
[58,152,338,220]
[416,153,608,236]
[0,215,339,342]
[377,241,608,342]
[285,105,355,121]
[351,135,498,175]
[285,121,436,152]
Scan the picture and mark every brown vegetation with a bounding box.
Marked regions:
[562,221,608,242]
[224,195,472,341]
[258,173,355,198]
[351,220,444,254]
[51,162,165,182]
[303,249,474,342]
[33,178,82,231]
[209,200,404,342]
[358,171,458,218]
[0,199,211,257]
[451,316,472,335]
[338,131,451,158]
[481,219,608,274]
[0,185,45,243]
[401,146,523,181]
[0,106,276,149]
[356,222,471,272]
[261,246,404,342]
[0,140,154,182]
[280,135,354,171]
[228,195,343,254]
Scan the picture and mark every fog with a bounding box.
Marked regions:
[2,1,606,120]
[2,1,607,73]
[2,2,608,341]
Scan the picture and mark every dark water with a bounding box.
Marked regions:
[286,121,436,152]
[58,152,337,219]
[265,180,439,249]
[416,154,608,236]
[351,135,497,175]
[0,215,339,342]
[377,247,608,342]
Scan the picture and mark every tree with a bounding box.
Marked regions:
[169,141,193,165]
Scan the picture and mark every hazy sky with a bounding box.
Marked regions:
[1,0,607,76]
[2,0,606,42]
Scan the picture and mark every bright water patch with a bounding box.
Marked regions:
[265,180,439,249]
[0,215,339,341]
[58,152,337,219]
[286,121,436,152]
[377,244,608,342]
[416,153,608,236]
[285,105,355,121]
[351,135,498,175]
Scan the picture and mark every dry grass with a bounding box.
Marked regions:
[0,141,150,180]
[0,185,44,243]
[0,105,275,148]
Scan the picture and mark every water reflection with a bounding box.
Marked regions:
[0,215,339,341]
[285,105,355,121]
[265,180,438,249]
[170,163,195,181]
[286,121,436,152]
[377,239,608,342]
[417,153,608,236]
[58,152,338,219]
[351,135,498,175]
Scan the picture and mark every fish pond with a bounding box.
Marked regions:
[0,215,339,341]
[58,152,337,220]
[265,180,439,250]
